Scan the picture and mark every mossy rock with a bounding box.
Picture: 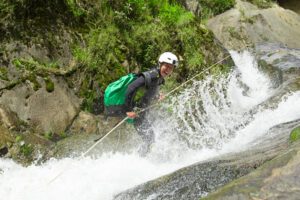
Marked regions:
[290,126,300,143]
[44,77,54,92]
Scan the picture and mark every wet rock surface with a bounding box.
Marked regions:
[54,114,142,158]
[114,119,299,200]
[207,0,300,50]
[254,42,300,82]
[0,76,81,135]
[203,140,300,200]
[0,103,55,164]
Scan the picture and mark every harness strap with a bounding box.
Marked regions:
[142,71,152,89]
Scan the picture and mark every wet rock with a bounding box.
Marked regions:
[114,119,300,200]
[0,76,81,135]
[68,111,98,135]
[0,125,13,157]
[0,103,55,164]
[54,114,142,158]
[207,0,300,50]
[254,41,300,85]
[0,104,17,156]
[203,140,300,200]
[0,104,19,130]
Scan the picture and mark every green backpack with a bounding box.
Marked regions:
[104,73,138,107]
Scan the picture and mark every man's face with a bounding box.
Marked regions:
[160,62,174,78]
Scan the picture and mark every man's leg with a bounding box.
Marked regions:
[134,112,155,156]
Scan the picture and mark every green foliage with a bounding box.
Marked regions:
[45,132,52,139]
[16,136,23,142]
[198,0,236,19]
[44,77,54,92]
[65,0,85,17]
[290,126,300,143]
[0,68,8,80]
[239,9,254,24]
[245,0,275,8]
[167,106,173,114]
[60,131,67,138]
[20,144,33,156]
[80,89,98,113]
[69,0,231,112]
[158,1,194,26]
[15,135,33,156]
[3,0,230,113]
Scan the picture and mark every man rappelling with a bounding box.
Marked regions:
[104,52,179,155]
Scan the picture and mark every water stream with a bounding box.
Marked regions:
[1,51,300,200]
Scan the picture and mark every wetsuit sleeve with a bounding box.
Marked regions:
[124,76,145,112]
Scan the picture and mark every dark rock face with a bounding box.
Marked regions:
[278,0,300,15]
[114,160,255,200]
[203,140,300,200]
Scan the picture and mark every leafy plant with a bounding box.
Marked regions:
[245,0,275,8]
[16,136,23,142]
[198,0,236,20]
[60,131,67,138]
[45,132,52,139]
[290,127,300,143]
[20,144,33,156]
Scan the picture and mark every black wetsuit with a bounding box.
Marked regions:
[106,66,165,154]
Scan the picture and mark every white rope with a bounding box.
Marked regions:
[47,54,231,184]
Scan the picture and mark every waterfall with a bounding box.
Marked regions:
[1,51,299,200]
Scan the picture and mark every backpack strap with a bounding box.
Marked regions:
[141,71,152,89]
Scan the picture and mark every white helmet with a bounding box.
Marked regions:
[158,52,179,68]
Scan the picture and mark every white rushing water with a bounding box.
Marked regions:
[1,51,300,200]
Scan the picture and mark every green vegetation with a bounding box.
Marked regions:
[60,131,67,138]
[45,132,52,139]
[228,27,242,40]
[15,135,33,156]
[16,136,23,142]
[290,126,300,143]
[239,9,254,24]
[198,0,236,20]
[68,0,232,112]
[1,0,232,113]
[20,143,33,156]
[245,0,276,8]
[0,68,8,80]
[44,77,54,92]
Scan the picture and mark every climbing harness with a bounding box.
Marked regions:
[47,54,231,184]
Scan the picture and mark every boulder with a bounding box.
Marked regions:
[54,114,142,158]
[254,42,300,83]
[0,76,81,135]
[0,104,17,155]
[207,0,300,50]
[0,103,55,163]
[203,140,300,200]
[68,111,98,135]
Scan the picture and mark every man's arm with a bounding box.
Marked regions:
[124,76,145,112]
